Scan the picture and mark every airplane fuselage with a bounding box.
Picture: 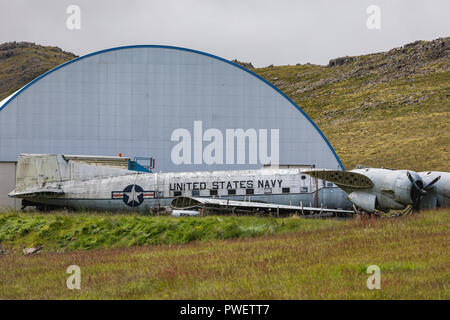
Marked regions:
[24,168,352,211]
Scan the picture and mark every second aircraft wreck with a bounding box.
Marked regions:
[306,167,449,214]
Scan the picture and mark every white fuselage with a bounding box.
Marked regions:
[28,167,353,211]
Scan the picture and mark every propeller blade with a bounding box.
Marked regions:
[424,176,441,190]
[406,171,414,184]
[407,171,426,195]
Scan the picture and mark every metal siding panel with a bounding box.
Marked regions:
[0,162,18,208]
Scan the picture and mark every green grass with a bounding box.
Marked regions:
[0,209,448,299]
[0,211,338,251]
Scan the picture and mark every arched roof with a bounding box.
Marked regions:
[0,45,343,170]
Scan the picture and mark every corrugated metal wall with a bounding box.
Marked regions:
[0,162,18,209]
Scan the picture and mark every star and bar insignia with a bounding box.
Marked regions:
[112,184,155,207]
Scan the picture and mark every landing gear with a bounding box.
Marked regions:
[353,205,380,220]
[20,200,62,212]
[21,199,36,211]
[387,205,415,217]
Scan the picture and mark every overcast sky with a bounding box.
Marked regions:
[1,0,449,67]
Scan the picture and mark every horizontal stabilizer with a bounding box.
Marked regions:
[9,189,64,198]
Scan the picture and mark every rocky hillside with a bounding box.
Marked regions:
[0,42,77,100]
[0,39,448,171]
[252,37,449,171]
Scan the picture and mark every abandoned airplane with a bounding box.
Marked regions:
[8,154,353,214]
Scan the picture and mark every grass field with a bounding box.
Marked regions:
[0,211,339,251]
[0,209,448,299]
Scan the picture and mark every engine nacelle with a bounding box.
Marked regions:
[351,169,417,212]
[347,192,376,212]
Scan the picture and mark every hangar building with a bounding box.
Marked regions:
[0,45,343,208]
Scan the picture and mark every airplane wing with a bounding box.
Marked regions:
[305,170,373,193]
[171,196,354,217]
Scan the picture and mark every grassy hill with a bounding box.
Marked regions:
[251,38,450,172]
[0,39,448,171]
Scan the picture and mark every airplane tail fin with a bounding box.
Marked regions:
[9,154,134,198]
[10,154,68,197]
